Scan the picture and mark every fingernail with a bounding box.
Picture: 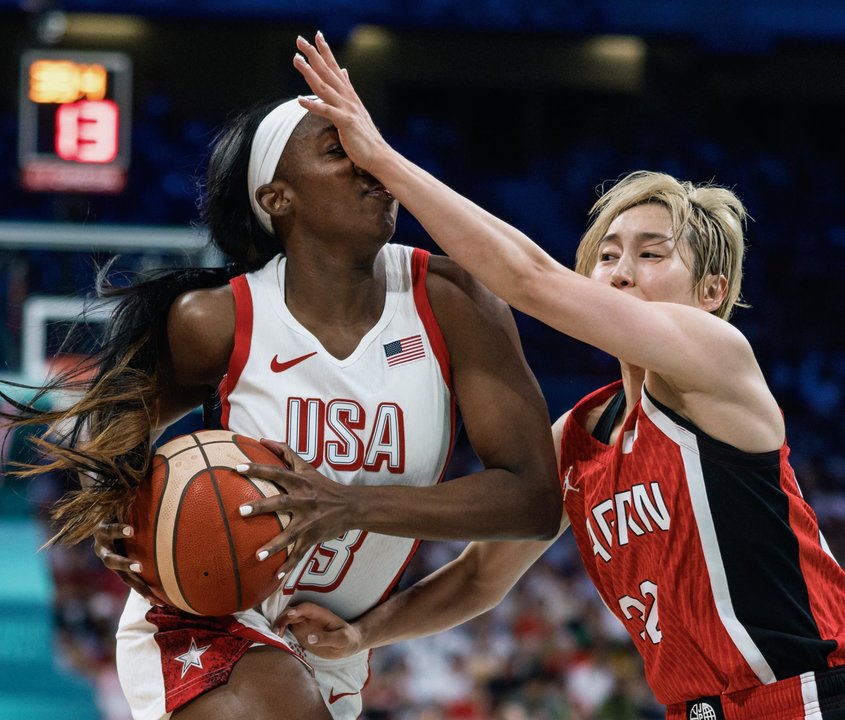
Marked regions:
[317,30,324,40]
[122,526,132,537]
[257,550,269,561]
[235,464,249,473]
[277,570,286,580]
[307,634,318,644]
[130,562,142,573]
[239,504,253,516]
[286,609,298,617]
[295,53,305,62]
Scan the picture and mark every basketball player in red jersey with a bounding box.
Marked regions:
[276,33,845,720]
[1,55,562,720]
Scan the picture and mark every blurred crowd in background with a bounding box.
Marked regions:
[2,5,845,718]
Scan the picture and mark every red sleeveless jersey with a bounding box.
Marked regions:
[560,381,845,706]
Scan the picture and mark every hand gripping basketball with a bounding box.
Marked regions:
[93,521,161,607]
[236,438,354,579]
[123,430,294,616]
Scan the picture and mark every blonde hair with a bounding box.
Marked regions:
[574,171,748,319]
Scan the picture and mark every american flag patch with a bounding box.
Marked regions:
[384,334,425,367]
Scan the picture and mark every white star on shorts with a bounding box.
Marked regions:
[175,637,211,678]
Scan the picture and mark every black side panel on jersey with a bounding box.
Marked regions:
[699,449,835,678]
[642,387,836,678]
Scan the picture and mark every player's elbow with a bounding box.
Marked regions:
[505,494,562,540]
[533,491,564,540]
[519,467,564,540]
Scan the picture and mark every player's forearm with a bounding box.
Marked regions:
[370,148,563,314]
[354,566,484,648]
[355,534,563,649]
[283,531,567,656]
[345,467,560,541]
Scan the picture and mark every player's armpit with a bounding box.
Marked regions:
[154,285,236,432]
[166,284,235,389]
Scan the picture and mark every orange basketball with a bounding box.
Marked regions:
[124,430,290,616]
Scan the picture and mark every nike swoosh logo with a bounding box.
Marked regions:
[270,351,317,373]
[328,688,360,704]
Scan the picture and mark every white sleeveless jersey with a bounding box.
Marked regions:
[220,243,455,621]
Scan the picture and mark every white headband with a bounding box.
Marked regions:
[247,96,318,235]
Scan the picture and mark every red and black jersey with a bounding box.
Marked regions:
[561,381,845,707]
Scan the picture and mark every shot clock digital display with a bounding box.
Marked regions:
[18,49,132,193]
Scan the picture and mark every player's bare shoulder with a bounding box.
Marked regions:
[424,253,531,380]
[425,254,512,326]
[167,283,235,386]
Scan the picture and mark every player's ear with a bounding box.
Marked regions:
[700,273,728,313]
[256,180,294,218]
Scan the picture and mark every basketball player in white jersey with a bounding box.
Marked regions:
[7,84,563,718]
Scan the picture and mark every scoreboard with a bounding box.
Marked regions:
[18,49,132,194]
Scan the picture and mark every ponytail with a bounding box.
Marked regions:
[1,264,237,545]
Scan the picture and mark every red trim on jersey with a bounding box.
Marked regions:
[411,248,452,391]
[378,538,422,604]
[220,275,253,429]
[782,445,845,660]
[377,388,458,604]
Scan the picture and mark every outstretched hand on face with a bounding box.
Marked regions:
[293,32,390,176]
[236,438,354,580]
